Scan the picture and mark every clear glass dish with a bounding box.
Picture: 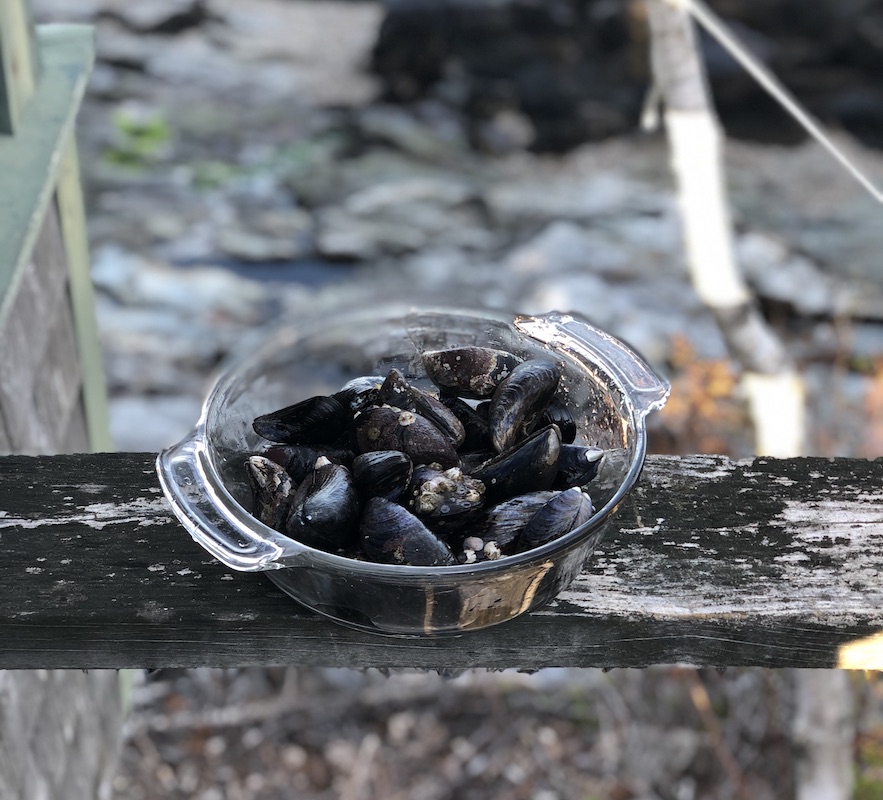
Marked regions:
[156,305,669,636]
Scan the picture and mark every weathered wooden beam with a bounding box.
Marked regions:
[0,452,881,670]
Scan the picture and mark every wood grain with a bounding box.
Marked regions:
[1,452,881,670]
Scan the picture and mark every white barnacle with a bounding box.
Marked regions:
[483,541,502,560]
[398,411,417,427]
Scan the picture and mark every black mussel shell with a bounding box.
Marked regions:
[355,406,459,468]
[538,396,576,444]
[464,490,557,551]
[378,369,465,448]
[360,497,456,566]
[471,424,561,502]
[422,346,523,399]
[253,395,351,445]
[458,448,495,475]
[408,464,485,520]
[333,375,385,413]
[516,487,593,552]
[554,445,604,489]
[263,444,354,483]
[285,460,360,552]
[245,455,293,531]
[440,395,491,451]
[489,359,562,453]
[352,450,413,502]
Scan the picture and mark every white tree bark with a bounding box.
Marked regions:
[645,3,853,798]
[792,670,856,800]
[645,0,804,457]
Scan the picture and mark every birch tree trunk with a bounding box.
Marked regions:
[644,3,854,798]
[645,0,804,459]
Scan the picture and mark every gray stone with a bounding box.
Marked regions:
[94,20,154,70]
[207,0,382,106]
[486,171,670,226]
[101,0,203,32]
[357,104,467,160]
[737,231,873,316]
[316,176,489,259]
[92,245,268,319]
[145,31,246,92]
[216,207,313,262]
[504,221,635,280]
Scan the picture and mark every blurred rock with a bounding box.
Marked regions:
[356,104,466,160]
[316,175,490,259]
[208,0,382,106]
[102,0,208,33]
[371,0,883,153]
[216,208,314,262]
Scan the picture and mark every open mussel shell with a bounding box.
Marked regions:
[422,346,522,399]
[285,460,360,552]
[471,424,562,502]
[355,406,459,469]
[377,369,465,448]
[360,497,456,566]
[489,358,562,453]
[253,395,351,446]
[554,445,604,489]
[352,450,413,502]
[245,455,292,531]
[516,487,593,553]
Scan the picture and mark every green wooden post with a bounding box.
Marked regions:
[0,3,121,797]
[0,22,111,452]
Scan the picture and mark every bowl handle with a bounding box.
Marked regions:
[515,312,670,419]
[156,430,288,571]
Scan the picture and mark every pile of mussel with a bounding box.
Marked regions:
[245,346,603,566]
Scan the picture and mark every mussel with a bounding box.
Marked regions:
[263,444,354,484]
[408,464,485,520]
[285,458,360,552]
[245,340,600,565]
[488,358,561,452]
[439,395,491,451]
[245,455,292,531]
[554,445,604,489]
[355,406,459,468]
[377,369,465,448]
[422,346,522,399]
[332,375,385,412]
[360,497,456,566]
[465,490,557,551]
[471,424,562,502]
[352,450,413,502]
[516,487,593,552]
[254,395,351,445]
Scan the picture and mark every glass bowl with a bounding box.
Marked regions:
[157,305,669,636]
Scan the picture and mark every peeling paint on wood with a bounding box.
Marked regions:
[0,452,881,670]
